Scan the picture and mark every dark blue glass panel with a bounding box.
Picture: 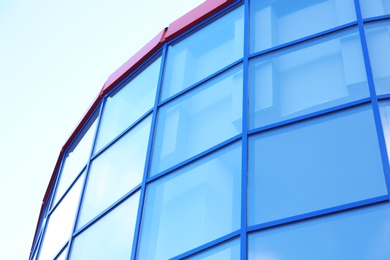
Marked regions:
[250,0,356,53]
[248,203,390,259]
[249,29,369,129]
[161,6,244,100]
[248,105,387,225]
[138,142,241,260]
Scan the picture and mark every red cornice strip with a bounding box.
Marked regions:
[100,28,167,96]
[32,0,237,253]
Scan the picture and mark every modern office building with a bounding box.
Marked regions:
[30,0,390,259]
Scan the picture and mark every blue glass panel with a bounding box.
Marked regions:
[249,28,369,129]
[77,116,151,229]
[94,56,161,153]
[250,0,356,53]
[53,118,97,206]
[185,239,240,260]
[38,175,83,260]
[138,142,241,260]
[161,6,243,100]
[70,191,140,260]
[248,202,390,259]
[360,0,390,18]
[379,100,390,160]
[365,21,390,95]
[248,105,387,225]
[150,65,242,176]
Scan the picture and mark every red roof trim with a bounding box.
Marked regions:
[100,28,167,96]
[32,0,238,253]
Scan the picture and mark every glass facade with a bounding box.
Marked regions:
[30,1,390,259]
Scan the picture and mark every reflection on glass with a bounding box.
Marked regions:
[151,65,242,176]
[248,105,387,225]
[70,192,140,260]
[138,142,241,260]
[38,176,83,260]
[53,118,97,206]
[95,57,161,153]
[185,239,240,260]
[249,29,368,129]
[250,0,356,52]
[360,0,390,18]
[77,116,151,229]
[161,6,243,100]
[365,21,390,95]
[248,203,390,259]
[379,100,390,157]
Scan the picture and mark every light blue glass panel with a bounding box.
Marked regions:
[138,143,241,260]
[53,118,97,206]
[185,239,240,260]
[151,65,242,176]
[360,0,390,18]
[248,105,387,226]
[250,0,356,53]
[161,6,243,100]
[379,100,390,159]
[77,116,151,229]
[249,29,368,129]
[365,21,390,95]
[38,176,83,260]
[70,191,140,260]
[248,202,390,259]
[95,56,161,153]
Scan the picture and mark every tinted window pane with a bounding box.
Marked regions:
[365,21,390,95]
[248,105,387,225]
[185,239,240,260]
[360,0,390,18]
[249,29,368,129]
[53,118,97,206]
[77,116,151,229]
[248,203,390,259]
[250,0,356,52]
[138,143,241,260]
[95,56,160,153]
[161,6,243,100]
[70,192,140,260]
[151,65,242,176]
[379,100,390,156]
[39,176,83,260]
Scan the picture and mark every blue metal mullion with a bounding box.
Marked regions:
[247,195,388,233]
[354,0,390,197]
[241,0,250,259]
[65,101,106,260]
[130,44,168,260]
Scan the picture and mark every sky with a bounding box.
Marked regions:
[0,0,204,259]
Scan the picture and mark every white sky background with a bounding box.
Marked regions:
[0,0,204,259]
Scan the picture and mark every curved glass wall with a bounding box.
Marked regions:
[31,1,390,259]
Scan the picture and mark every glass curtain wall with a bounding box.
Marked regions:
[31,0,390,259]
